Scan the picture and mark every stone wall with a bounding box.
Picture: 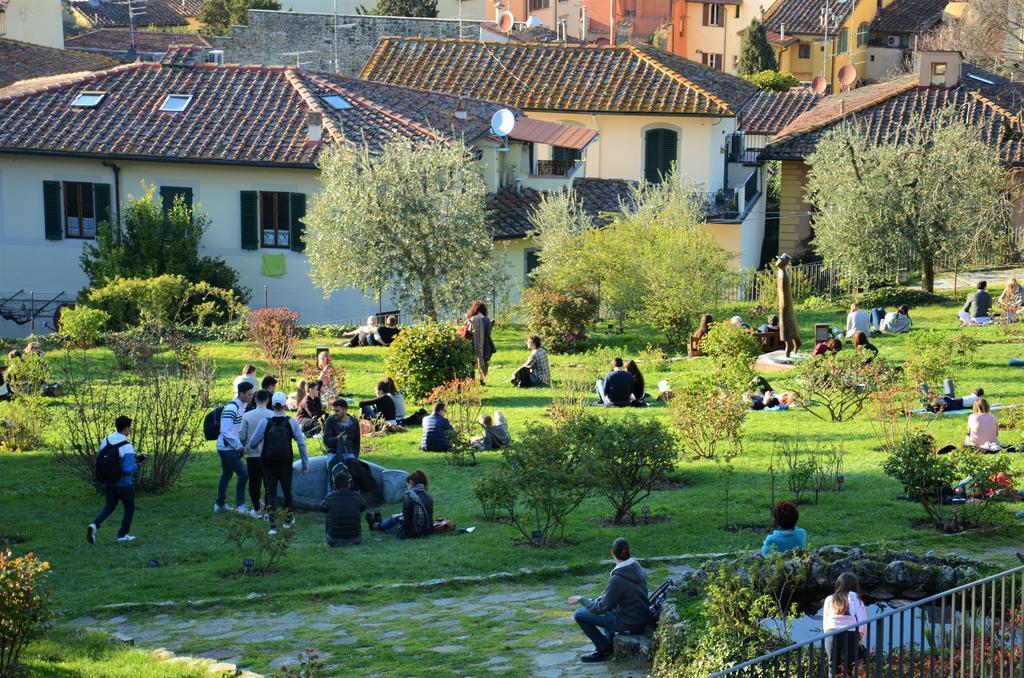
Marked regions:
[209,9,483,76]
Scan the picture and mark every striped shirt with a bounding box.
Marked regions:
[217,397,244,451]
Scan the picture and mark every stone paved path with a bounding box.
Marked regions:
[70,563,695,676]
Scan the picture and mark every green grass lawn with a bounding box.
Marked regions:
[6,297,1024,675]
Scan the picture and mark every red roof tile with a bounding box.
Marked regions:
[738,89,823,135]
[508,117,598,150]
[872,0,947,34]
[487,178,636,239]
[67,0,201,27]
[361,38,758,116]
[763,0,854,36]
[0,38,119,89]
[65,28,212,54]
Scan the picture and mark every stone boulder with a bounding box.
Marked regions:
[280,455,408,510]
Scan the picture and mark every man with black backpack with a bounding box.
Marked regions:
[246,392,309,535]
[87,416,139,544]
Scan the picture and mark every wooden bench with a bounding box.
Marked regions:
[755,330,784,354]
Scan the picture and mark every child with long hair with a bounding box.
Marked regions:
[823,573,868,674]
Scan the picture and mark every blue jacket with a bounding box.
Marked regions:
[421,413,453,452]
[101,432,137,487]
[761,527,807,556]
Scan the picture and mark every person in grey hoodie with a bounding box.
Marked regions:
[472,411,510,450]
[568,538,650,663]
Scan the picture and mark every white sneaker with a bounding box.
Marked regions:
[248,509,262,518]
[117,535,136,542]
[86,524,97,544]
[268,528,277,536]
[213,503,233,513]
[236,504,250,515]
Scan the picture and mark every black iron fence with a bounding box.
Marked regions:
[534,159,578,177]
[711,564,1024,677]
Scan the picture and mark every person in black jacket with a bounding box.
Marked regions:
[596,358,635,407]
[324,466,366,547]
[366,470,433,539]
[568,538,650,663]
[359,381,397,428]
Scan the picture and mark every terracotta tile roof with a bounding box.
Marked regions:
[0,38,119,89]
[765,66,1024,166]
[738,89,822,134]
[67,0,200,27]
[872,0,947,34]
[508,117,598,150]
[0,60,528,166]
[65,28,212,54]
[487,178,636,239]
[763,0,853,36]
[766,29,799,46]
[159,44,206,67]
[479,22,583,44]
[361,38,759,116]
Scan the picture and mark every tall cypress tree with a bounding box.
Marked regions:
[737,20,778,76]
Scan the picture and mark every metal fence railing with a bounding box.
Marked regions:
[711,564,1024,677]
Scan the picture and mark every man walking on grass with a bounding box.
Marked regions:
[215,381,254,514]
[247,392,309,535]
[87,416,139,544]
[239,389,274,516]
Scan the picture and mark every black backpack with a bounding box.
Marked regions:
[203,405,226,441]
[261,417,294,465]
[648,578,675,623]
[96,437,129,484]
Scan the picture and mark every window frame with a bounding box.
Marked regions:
[704,3,722,26]
[159,94,193,113]
[528,0,550,10]
[71,91,106,108]
[259,191,292,249]
[63,181,96,239]
[836,28,848,54]
[798,43,811,59]
[322,94,352,110]
[702,52,723,70]
[856,22,869,47]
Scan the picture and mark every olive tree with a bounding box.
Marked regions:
[304,137,503,321]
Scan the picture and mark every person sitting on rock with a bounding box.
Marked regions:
[323,465,366,548]
[761,501,807,556]
[568,538,651,664]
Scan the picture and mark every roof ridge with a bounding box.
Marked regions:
[771,75,919,141]
[629,44,734,114]
[283,70,345,144]
[966,89,1022,126]
[0,61,144,104]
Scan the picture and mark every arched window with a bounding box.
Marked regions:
[644,128,678,183]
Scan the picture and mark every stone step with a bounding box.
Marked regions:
[613,630,654,663]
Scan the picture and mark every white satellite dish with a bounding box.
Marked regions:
[525,15,543,27]
[490,108,516,137]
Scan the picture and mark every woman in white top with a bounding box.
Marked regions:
[966,397,1000,449]
[845,303,871,338]
[823,573,868,675]
[383,377,406,423]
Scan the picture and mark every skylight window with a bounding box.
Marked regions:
[322,94,352,110]
[71,91,106,108]
[967,73,995,85]
[160,94,193,113]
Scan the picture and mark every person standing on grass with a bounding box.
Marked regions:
[464,300,495,385]
[568,538,650,663]
[247,392,309,535]
[215,381,254,515]
[239,389,274,516]
[87,416,139,544]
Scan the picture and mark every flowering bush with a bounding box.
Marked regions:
[383,323,474,402]
[0,549,52,675]
[792,351,893,422]
[247,308,301,385]
[520,283,598,353]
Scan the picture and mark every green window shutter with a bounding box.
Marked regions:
[240,191,258,250]
[160,186,193,214]
[289,192,306,253]
[93,183,112,228]
[43,181,63,240]
[644,129,678,184]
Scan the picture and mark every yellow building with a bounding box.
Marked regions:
[681,0,776,74]
[1,0,64,48]
[762,0,889,91]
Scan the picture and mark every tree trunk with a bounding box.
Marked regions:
[922,258,935,293]
[420,278,437,322]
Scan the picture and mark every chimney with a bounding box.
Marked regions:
[307,111,322,144]
[454,98,467,120]
[917,50,962,88]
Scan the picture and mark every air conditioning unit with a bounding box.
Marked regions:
[886,35,898,47]
[205,49,225,65]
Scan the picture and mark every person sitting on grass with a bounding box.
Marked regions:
[757,315,780,334]
[880,305,912,333]
[286,379,306,411]
[366,470,433,539]
[511,335,551,388]
[383,377,406,424]
[471,411,510,450]
[761,501,807,556]
[823,573,868,675]
[959,281,993,326]
[689,314,713,357]
[851,330,879,360]
[421,402,454,452]
[966,398,1001,449]
[568,538,650,664]
[812,337,843,357]
[343,316,381,347]
[246,392,309,535]
[1000,279,1023,322]
[359,380,397,429]
[845,303,871,338]
[596,357,635,407]
[375,315,401,346]
[24,342,45,358]
[296,379,325,435]
[323,465,366,548]
[0,362,9,401]
[625,360,648,404]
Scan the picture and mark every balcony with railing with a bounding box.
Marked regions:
[705,169,760,222]
[534,158,580,177]
[726,132,770,165]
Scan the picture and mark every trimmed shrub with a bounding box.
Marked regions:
[855,286,948,309]
[56,306,109,348]
[520,283,598,353]
[383,323,474,402]
[0,396,46,452]
[0,549,52,675]
[86,274,244,330]
[474,472,515,521]
[742,69,799,92]
[700,322,761,389]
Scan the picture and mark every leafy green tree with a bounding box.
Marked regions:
[358,0,437,17]
[528,190,595,290]
[305,138,501,321]
[737,20,777,76]
[806,112,1011,291]
[198,0,281,33]
[742,70,799,92]
[80,183,246,303]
